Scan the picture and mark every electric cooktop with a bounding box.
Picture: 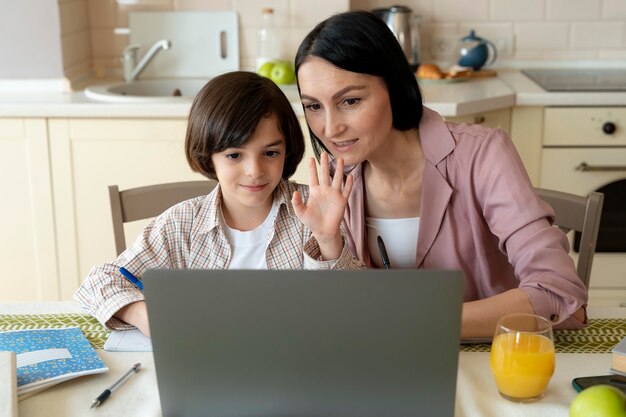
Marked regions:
[522,68,626,92]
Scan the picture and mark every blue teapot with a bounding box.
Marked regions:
[458,30,497,70]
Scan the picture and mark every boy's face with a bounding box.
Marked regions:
[211,114,286,230]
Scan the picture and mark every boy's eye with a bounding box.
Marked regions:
[265,150,280,157]
[225,153,241,160]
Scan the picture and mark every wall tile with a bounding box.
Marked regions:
[516,22,568,49]
[90,28,119,57]
[598,49,626,59]
[547,0,601,20]
[173,0,232,10]
[572,22,623,48]
[543,50,596,60]
[491,0,545,21]
[289,0,349,29]
[59,0,89,34]
[434,0,489,22]
[88,0,118,28]
[233,0,290,28]
[61,30,91,67]
[603,0,626,19]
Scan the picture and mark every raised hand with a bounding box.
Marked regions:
[292,152,354,261]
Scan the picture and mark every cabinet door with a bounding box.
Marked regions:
[49,118,203,298]
[0,119,58,301]
[444,108,511,133]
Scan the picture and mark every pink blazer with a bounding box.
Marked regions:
[343,107,587,329]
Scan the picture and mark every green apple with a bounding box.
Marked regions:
[269,60,296,85]
[257,61,275,78]
[570,385,626,417]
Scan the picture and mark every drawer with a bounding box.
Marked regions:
[543,107,626,146]
[445,108,511,134]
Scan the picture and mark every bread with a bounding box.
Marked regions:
[416,64,443,80]
[444,69,473,79]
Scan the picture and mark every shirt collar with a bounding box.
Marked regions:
[197,179,297,235]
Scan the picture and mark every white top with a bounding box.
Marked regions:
[222,199,279,269]
[366,217,420,269]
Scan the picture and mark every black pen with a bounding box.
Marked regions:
[377,236,391,269]
[90,363,141,408]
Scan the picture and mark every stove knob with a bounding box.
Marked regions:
[602,121,616,135]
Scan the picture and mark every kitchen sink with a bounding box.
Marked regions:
[84,78,210,102]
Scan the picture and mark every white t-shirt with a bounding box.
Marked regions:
[366,217,420,269]
[222,200,280,269]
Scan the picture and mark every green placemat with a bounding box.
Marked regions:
[0,314,110,349]
[1,314,624,353]
[461,318,626,353]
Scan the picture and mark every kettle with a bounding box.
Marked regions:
[372,5,421,70]
[458,30,497,70]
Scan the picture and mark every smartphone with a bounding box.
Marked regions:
[572,374,626,393]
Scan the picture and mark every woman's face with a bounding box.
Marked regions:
[297,57,394,166]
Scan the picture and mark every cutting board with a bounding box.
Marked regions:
[129,11,239,78]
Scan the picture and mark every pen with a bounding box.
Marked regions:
[377,236,391,269]
[90,363,141,408]
[119,267,144,291]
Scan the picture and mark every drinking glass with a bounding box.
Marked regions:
[489,313,555,402]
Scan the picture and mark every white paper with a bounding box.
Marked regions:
[104,329,153,352]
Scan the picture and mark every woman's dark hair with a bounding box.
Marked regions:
[295,10,423,158]
[185,71,305,180]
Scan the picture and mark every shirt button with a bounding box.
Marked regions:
[550,314,559,322]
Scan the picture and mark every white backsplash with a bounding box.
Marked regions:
[58,0,626,85]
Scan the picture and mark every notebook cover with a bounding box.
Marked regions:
[0,327,108,396]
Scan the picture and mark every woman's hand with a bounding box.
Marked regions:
[292,152,354,260]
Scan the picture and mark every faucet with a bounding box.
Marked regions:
[123,39,172,82]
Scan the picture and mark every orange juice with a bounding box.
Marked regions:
[490,332,555,399]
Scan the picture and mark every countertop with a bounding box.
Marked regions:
[0,70,625,119]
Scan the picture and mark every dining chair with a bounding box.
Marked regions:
[535,188,604,288]
[109,180,217,255]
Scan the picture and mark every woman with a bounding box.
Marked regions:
[294,11,587,338]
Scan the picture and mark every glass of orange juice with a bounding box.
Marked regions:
[490,313,555,403]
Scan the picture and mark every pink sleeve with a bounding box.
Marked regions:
[472,128,587,328]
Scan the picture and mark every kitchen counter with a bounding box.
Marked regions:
[0,76,516,119]
[498,70,626,106]
[1,70,626,119]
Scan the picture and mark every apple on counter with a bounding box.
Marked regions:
[570,384,626,417]
[257,60,296,85]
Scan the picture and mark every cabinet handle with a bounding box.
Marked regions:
[575,162,626,172]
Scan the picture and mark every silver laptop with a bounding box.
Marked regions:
[143,269,464,417]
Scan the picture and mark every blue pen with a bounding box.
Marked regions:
[119,267,144,291]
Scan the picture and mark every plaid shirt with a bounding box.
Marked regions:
[74,180,364,329]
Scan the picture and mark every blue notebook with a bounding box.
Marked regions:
[0,327,108,397]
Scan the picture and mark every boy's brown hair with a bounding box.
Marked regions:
[185,71,305,180]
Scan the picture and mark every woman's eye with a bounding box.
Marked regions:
[265,150,280,157]
[225,153,241,160]
[343,97,360,106]
[304,103,322,111]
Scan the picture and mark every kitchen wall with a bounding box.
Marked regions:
[352,0,626,66]
[83,0,349,81]
[51,0,626,87]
